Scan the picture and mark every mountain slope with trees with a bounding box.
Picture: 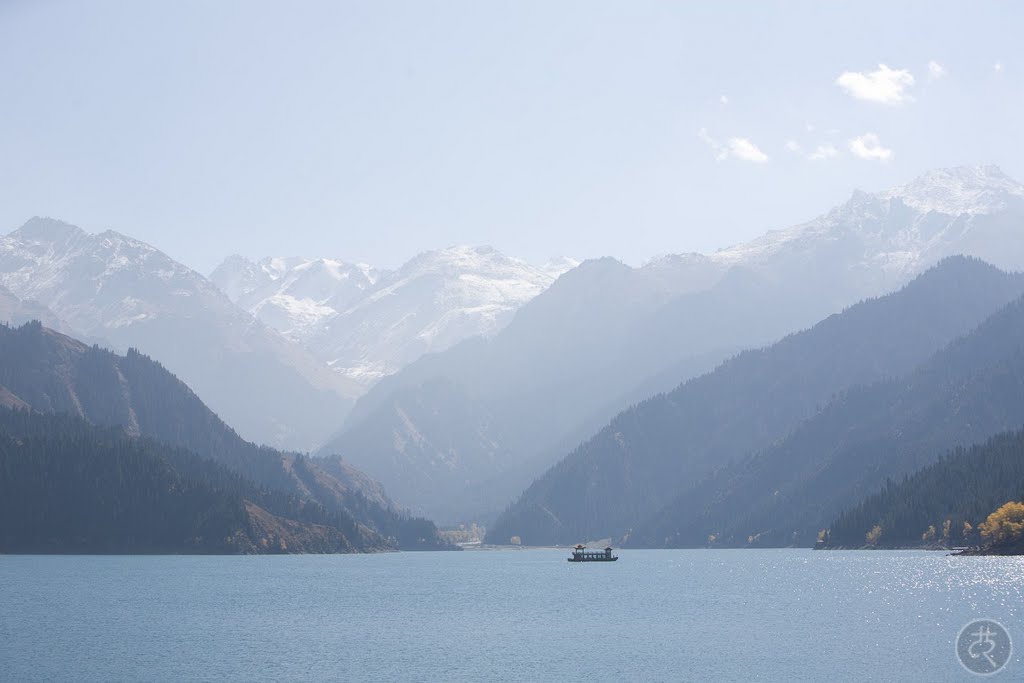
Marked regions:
[634,287,1024,548]
[0,409,372,553]
[323,257,799,521]
[326,167,1024,524]
[487,257,1024,545]
[824,427,1024,549]
[0,321,451,551]
[0,218,360,451]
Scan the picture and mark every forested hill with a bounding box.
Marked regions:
[0,321,451,551]
[0,409,373,553]
[486,256,1024,545]
[826,428,1024,549]
[633,287,1024,548]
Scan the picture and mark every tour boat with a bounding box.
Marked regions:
[567,544,618,562]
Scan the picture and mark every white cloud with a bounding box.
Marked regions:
[927,60,946,80]
[699,128,769,163]
[726,138,769,163]
[994,61,1004,72]
[807,143,838,161]
[848,133,892,162]
[785,140,802,153]
[835,64,915,105]
[719,94,729,105]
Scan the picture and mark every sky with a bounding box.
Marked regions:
[1,1,1022,274]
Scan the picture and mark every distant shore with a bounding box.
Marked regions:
[817,544,1024,556]
[949,543,1024,556]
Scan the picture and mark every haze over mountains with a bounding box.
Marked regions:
[635,282,1024,549]
[0,219,363,451]
[0,282,74,336]
[3,164,1024,551]
[0,321,449,552]
[322,166,1024,523]
[0,218,574,451]
[211,247,576,384]
[488,256,1024,544]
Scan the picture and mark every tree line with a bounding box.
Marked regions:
[826,426,1024,548]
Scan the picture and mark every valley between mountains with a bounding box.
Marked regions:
[4,165,1024,553]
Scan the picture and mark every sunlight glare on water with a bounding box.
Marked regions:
[1,549,1021,682]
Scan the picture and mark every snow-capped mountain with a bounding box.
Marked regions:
[0,283,80,337]
[0,218,361,451]
[323,165,1024,522]
[212,246,577,384]
[210,255,381,340]
[879,164,1024,215]
[710,165,1024,288]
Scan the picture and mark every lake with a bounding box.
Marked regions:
[1,549,1021,681]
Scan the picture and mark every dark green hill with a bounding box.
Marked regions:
[635,289,1024,548]
[487,257,1024,545]
[825,428,1024,548]
[0,409,366,553]
[0,321,450,551]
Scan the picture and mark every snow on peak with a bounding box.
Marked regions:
[211,244,570,384]
[400,245,516,276]
[541,256,581,278]
[0,219,209,320]
[711,165,1024,269]
[879,165,1024,215]
[370,245,568,311]
[310,246,573,383]
[210,254,380,340]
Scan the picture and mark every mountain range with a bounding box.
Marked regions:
[3,164,1023,541]
[322,166,1024,523]
[487,256,1024,544]
[210,247,576,384]
[0,218,573,451]
[0,321,450,551]
[0,218,364,451]
[633,283,1024,548]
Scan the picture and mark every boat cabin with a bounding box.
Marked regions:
[567,544,618,562]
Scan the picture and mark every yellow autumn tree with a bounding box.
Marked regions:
[865,525,882,546]
[921,525,936,543]
[979,501,1024,546]
[942,519,952,544]
[962,521,973,540]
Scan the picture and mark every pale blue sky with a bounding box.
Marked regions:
[1,1,1021,272]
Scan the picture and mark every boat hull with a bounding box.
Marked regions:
[567,557,618,562]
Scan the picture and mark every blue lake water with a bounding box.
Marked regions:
[1,549,1021,682]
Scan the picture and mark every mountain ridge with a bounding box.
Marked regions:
[0,320,451,550]
[0,217,359,450]
[0,408,382,554]
[633,287,1024,548]
[326,166,1024,524]
[486,256,1024,544]
[211,245,577,385]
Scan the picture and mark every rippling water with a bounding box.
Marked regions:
[1,549,1021,681]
